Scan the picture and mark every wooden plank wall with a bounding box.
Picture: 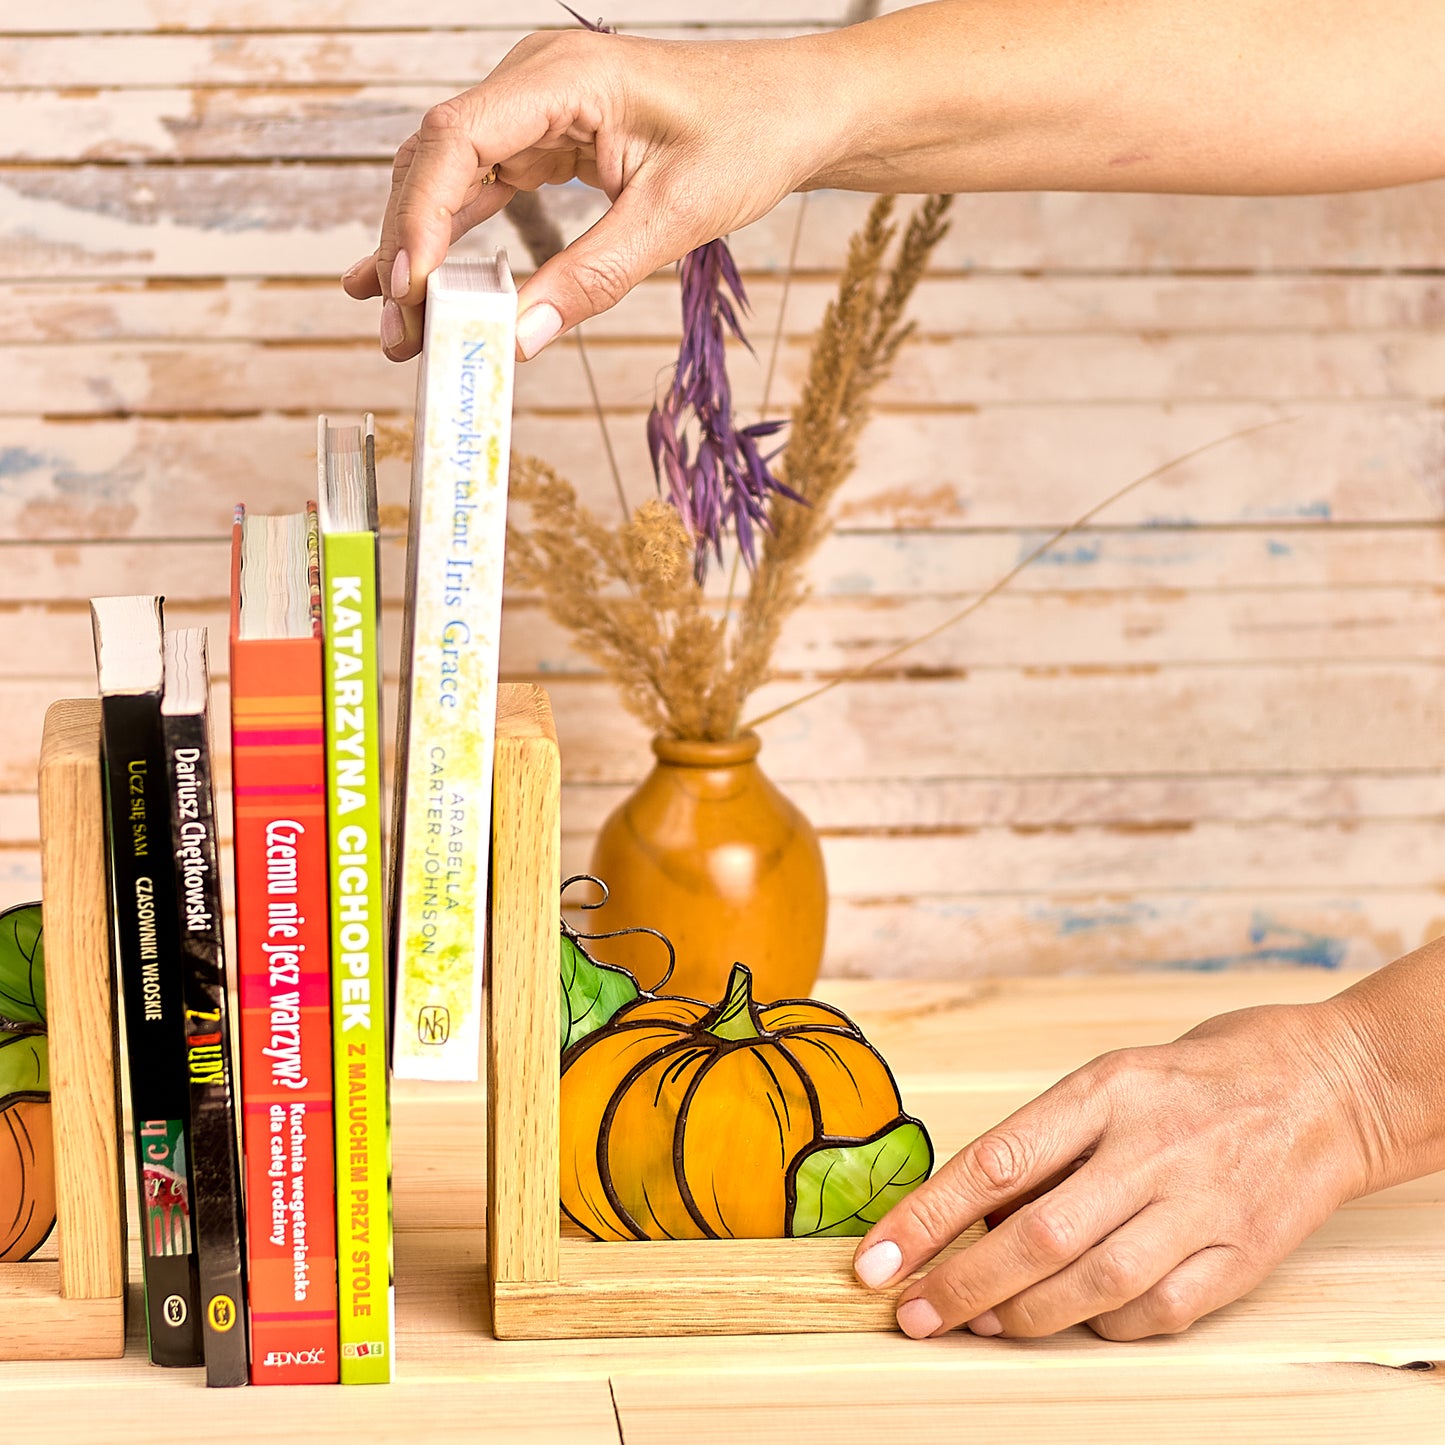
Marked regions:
[2,2,1444,980]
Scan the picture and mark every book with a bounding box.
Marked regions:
[161,626,249,1388]
[229,506,340,1385]
[89,594,204,1369]
[390,251,518,1082]
[317,415,395,1382]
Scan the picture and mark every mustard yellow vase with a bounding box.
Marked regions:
[584,733,827,1001]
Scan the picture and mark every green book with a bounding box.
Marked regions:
[318,414,395,1383]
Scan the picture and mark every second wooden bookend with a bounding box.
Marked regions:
[486,683,972,1340]
[0,700,125,1361]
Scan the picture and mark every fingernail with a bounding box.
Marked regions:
[854,1240,903,1289]
[967,1310,1003,1337]
[896,1298,944,1340]
[380,299,405,352]
[390,249,411,301]
[342,254,372,284]
[515,301,562,360]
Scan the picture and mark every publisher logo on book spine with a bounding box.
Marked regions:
[264,1348,327,1368]
[417,1005,449,1045]
[342,1341,387,1359]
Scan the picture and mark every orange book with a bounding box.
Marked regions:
[229,504,339,1385]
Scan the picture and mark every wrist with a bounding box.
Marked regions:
[1308,980,1445,1198]
[1323,948,1445,1194]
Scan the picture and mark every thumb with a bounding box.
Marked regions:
[513,183,701,359]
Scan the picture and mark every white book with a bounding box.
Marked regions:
[389,252,517,1081]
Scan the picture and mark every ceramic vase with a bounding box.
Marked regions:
[584,732,827,1002]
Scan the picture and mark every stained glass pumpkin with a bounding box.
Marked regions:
[559,923,932,1241]
[0,902,55,1263]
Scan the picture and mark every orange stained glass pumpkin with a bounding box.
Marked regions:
[559,931,932,1242]
[0,903,55,1263]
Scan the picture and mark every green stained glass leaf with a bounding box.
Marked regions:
[790,1119,934,1238]
[0,902,44,1029]
[560,932,640,1057]
[0,1033,48,1103]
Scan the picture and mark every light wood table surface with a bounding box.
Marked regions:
[2,968,1441,1441]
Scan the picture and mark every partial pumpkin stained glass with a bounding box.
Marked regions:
[0,903,56,1263]
[559,931,933,1241]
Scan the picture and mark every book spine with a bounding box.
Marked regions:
[391,292,516,1080]
[321,527,395,1382]
[163,705,249,1387]
[230,637,340,1385]
[98,692,204,1367]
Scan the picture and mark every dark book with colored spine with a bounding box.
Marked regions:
[318,414,395,1382]
[162,626,249,1388]
[90,594,203,1369]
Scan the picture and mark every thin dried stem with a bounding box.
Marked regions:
[576,331,630,520]
[504,187,630,520]
[741,415,1295,732]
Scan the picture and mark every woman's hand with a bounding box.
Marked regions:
[853,998,1388,1341]
[341,28,842,362]
[344,3,1445,363]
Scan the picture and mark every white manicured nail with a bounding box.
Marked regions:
[380,300,405,352]
[897,1297,944,1339]
[390,248,411,301]
[515,302,562,359]
[854,1239,903,1289]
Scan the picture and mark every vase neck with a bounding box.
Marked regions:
[652,732,761,768]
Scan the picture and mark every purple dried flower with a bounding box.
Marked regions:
[647,240,797,582]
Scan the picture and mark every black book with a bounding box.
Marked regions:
[162,627,249,1388]
[90,595,203,1368]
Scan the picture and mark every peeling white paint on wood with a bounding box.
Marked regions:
[9,332,1445,417]
[9,274,1445,345]
[2,403,1440,538]
[0,29,800,89]
[1,3,1441,977]
[5,171,1445,279]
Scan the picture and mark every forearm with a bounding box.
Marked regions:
[1324,938,1445,1194]
[801,0,1445,196]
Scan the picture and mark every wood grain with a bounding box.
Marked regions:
[0,1264,125,1363]
[492,1235,981,1340]
[0,701,126,1360]
[2,971,1442,1427]
[2,404,1440,536]
[8,333,1445,417]
[35,701,124,1307]
[9,274,1445,343]
[4,523,1445,606]
[488,685,561,1290]
[5,172,1445,277]
[0,29,799,88]
[611,1364,1445,1444]
[4,5,1445,987]
[0,1,851,30]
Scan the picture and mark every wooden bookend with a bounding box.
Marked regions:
[486,683,946,1340]
[0,700,126,1360]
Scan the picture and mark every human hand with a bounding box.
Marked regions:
[341,28,844,362]
[853,999,1385,1341]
